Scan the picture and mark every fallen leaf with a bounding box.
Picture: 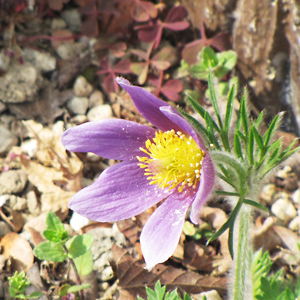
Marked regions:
[1,232,34,272]
[112,245,227,299]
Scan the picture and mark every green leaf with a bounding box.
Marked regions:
[67,234,94,259]
[252,126,264,153]
[73,249,94,276]
[248,127,254,165]
[243,199,269,213]
[43,212,69,243]
[26,291,44,299]
[215,50,237,78]
[33,241,67,262]
[234,131,243,159]
[186,94,220,133]
[239,89,249,137]
[263,113,283,147]
[255,111,264,128]
[208,72,223,129]
[68,283,91,293]
[224,83,235,132]
[214,190,240,197]
[189,62,209,80]
[208,198,243,254]
[202,46,218,68]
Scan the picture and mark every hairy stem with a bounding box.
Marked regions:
[232,204,253,300]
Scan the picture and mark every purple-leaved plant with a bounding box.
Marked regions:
[62,78,215,270]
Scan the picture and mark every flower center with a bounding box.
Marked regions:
[137,130,205,193]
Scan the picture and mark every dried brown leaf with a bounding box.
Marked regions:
[112,245,227,299]
[1,232,34,272]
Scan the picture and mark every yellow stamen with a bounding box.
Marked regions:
[137,130,205,193]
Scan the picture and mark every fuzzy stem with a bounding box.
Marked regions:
[232,204,253,300]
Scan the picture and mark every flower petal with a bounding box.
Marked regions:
[69,161,171,222]
[140,189,196,270]
[116,77,182,132]
[62,119,155,160]
[160,106,206,150]
[190,154,215,224]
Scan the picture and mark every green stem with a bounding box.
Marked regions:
[232,205,253,300]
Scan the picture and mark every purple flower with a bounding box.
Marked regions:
[62,78,215,270]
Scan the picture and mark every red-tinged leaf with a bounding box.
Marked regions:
[151,60,170,71]
[137,24,160,43]
[208,32,232,52]
[130,62,149,84]
[161,79,183,101]
[182,40,206,65]
[165,6,188,23]
[131,49,148,60]
[131,0,154,22]
[48,0,70,11]
[114,60,132,74]
[140,0,158,19]
[103,73,119,93]
[111,42,127,58]
[164,21,190,31]
[152,46,177,65]
[81,15,99,37]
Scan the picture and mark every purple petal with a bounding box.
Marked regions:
[62,119,156,160]
[140,189,196,270]
[116,77,182,132]
[160,106,207,150]
[190,154,215,224]
[69,161,171,222]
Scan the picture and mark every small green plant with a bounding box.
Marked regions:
[33,212,94,299]
[8,271,43,299]
[252,249,300,300]
[137,281,192,300]
[184,46,237,81]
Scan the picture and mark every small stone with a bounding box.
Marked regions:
[70,212,91,232]
[7,195,27,211]
[74,76,93,97]
[289,216,300,231]
[292,189,300,205]
[21,139,38,157]
[23,48,56,73]
[276,166,292,178]
[70,114,88,124]
[98,282,109,291]
[194,290,222,300]
[56,42,87,60]
[27,191,40,216]
[260,184,276,205]
[52,121,65,136]
[51,18,67,30]
[0,170,28,194]
[87,104,113,121]
[89,90,105,107]
[0,125,18,154]
[67,97,89,115]
[61,9,82,32]
[271,198,297,221]
[96,265,114,282]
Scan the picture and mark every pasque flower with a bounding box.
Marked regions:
[62,78,215,270]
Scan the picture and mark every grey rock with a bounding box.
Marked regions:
[271,198,297,221]
[87,104,113,121]
[61,9,82,32]
[74,76,93,97]
[0,63,43,103]
[0,170,28,194]
[23,48,56,73]
[27,191,40,216]
[0,125,18,154]
[56,42,87,60]
[89,90,105,108]
[67,96,89,115]
[51,18,67,30]
[0,221,11,236]
[0,102,6,114]
[7,194,27,210]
